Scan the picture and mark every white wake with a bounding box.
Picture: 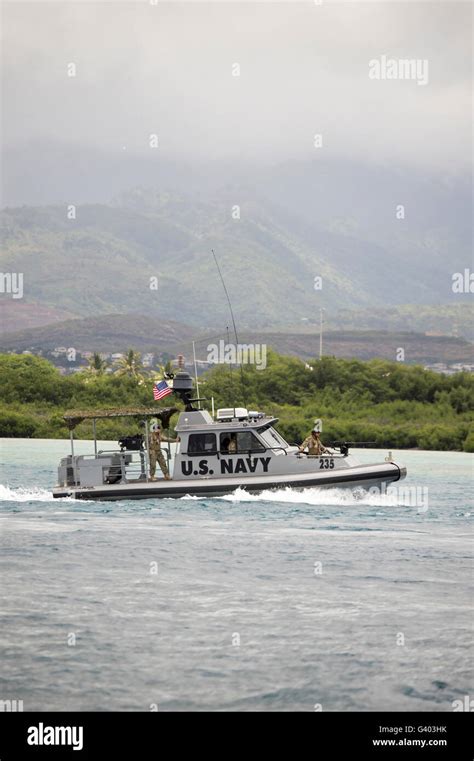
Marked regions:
[182,486,411,507]
[0,485,56,502]
[0,485,413,508]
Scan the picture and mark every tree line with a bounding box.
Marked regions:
[0,351,472,451]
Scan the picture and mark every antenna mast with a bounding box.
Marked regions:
[211,249,248,407]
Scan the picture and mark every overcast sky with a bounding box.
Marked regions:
[2,1,472,172]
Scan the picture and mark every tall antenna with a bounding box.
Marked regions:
[226,325,235,409]
[212,249,248,407]
[212,249,240,347]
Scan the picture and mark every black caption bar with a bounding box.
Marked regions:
[0,711,472,759]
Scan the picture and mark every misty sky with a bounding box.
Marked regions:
[2,0,472,176]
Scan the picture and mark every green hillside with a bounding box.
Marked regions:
[2,192,471,333]
[0,197,363,328]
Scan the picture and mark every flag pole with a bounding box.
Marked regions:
[144,418,150,481]
[166,375,172,474]
[166,397,172,475]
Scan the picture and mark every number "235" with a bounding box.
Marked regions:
[319,458,334,469]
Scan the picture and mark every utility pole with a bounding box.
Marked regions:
[319,307,325,360]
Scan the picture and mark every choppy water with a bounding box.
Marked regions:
[0,439,472,712]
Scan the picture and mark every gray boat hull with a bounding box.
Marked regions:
[52,462,406,501]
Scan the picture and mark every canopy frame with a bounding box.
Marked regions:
[64,407,179,481]
[63,407,178,431]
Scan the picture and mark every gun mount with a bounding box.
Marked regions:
[167,370,205,411]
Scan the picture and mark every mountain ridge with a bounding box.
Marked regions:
[1,187,471,332]
[1,312,472,366]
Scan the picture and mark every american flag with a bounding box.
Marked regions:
[153,380,172,401]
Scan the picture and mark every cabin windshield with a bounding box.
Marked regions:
[219,431,265,454]
[188,433,217,454]
[257,425,288,450]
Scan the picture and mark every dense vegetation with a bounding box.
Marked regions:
[202,352,474,452]
[0,352,473,451]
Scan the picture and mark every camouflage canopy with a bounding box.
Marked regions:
[63,407,179,430]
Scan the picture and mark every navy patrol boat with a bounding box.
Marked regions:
[52,370,406,500]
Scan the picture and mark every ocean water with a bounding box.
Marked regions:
[0,439,472,712]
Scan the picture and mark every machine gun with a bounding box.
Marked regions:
[327,441,376,456]
[118,434,144,452]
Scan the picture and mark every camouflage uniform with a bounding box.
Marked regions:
[299,433,328,456]
[148,430,170,479]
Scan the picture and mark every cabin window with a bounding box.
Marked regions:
[219,431,265,454]
[187,433,217,455]
[257,425,288,449]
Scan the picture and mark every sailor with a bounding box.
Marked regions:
[148,422,172,480]
[299,429,330,456]
[228,433,237,453]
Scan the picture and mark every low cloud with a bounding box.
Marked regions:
[2,1,472,172]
